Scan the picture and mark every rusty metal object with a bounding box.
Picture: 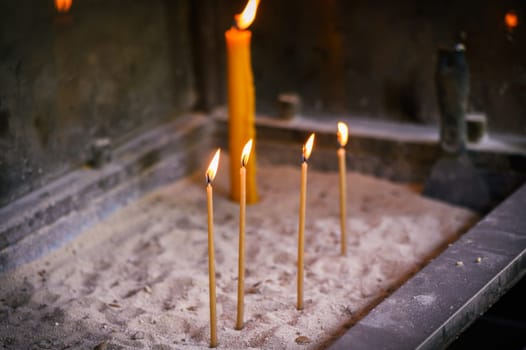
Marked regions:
[277,93,301,120]
[435,44,470,155]
[88,138,112,169]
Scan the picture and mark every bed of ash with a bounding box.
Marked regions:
[0,155,477,349]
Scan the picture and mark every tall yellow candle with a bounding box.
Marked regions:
[337,122,349,256]
[297,133,315,311]
[206,149,221,348]
[225,0,260,204]
[236,139,253,330]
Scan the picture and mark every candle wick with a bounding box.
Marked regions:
[206,175,211,185]
[232,18,240,30]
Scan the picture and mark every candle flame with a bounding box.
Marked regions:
[55,0,72,13]
[505,11,519,31]
[235,0,260,30]
[206,149,221,184]
[303,133,315,161]
[241,139,253,167]
[337,122,349,147]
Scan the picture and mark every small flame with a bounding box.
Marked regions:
[337,122,349,147]
[505,11,519,31]
[303,133,315,161]
[55,0,72,13]
[235,0,260,30]
[241,139,253,167]
[206,149,221,184]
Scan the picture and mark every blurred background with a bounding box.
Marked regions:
[0,1,525,348]
[1,0,525,207]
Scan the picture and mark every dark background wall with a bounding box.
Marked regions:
[217,0,525,128]
[1,0,525,207]
[204,0,525,127]
[0,0,195,206]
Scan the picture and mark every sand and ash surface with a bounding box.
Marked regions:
[0,156,477,349]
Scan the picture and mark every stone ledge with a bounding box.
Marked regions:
[328,182,526,349]
[0,114,212,272]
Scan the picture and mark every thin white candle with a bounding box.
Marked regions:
[236,139,253,330]
[206,149,221,348]
[337,122,349,256]
[297,133,315,310]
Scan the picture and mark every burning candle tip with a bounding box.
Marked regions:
[302,133,315,162]
[206,149,221,185]
[337,122,349,148]
[241,139,253,167]
[235,0,260,30]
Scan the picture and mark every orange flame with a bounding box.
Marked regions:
[337,122,349,147]
[241,139,253,167]
[55,0,72,13]
[235,0,260,30]
[505,11,519,31]
[206,149,221,184]
[303,133,315,161]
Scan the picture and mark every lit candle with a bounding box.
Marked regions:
[54,0,72,13]
[206,149,221,348]
[297,133,315,310]
[236,139,253,330]
[225,0,260,204]
[337,122,349,256]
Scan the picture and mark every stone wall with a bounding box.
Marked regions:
[0,0,195,206]
[211,0,526,131]
[1,0,525,207]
